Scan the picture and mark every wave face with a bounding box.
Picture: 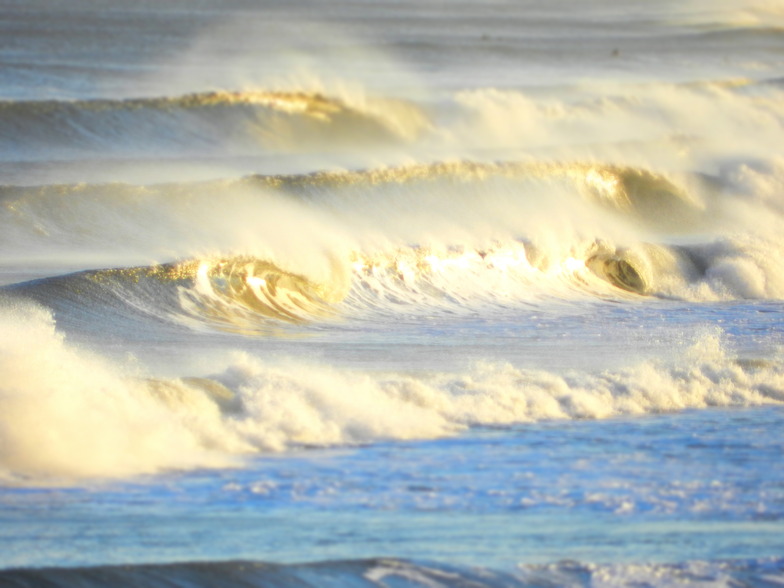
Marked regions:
[8,257,340,333]
[1,557,782,588]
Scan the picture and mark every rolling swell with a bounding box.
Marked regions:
[249,159,702,228]
[1,557,782,587]
[1,159,698,217]
[0,158,705,240]
[0,90,428,159]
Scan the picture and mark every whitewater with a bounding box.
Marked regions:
[1,0,783,585]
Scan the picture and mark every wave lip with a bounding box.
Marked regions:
[177,257,345,331]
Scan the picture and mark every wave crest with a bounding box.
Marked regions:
[58,256,347,333]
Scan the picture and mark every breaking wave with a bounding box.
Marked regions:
[8,235,782,335]
[3,156,783,334]
[0,302,781,483]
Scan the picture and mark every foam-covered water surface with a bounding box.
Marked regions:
[2,407,783,573]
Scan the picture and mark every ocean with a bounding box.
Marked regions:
[1,0,783,585]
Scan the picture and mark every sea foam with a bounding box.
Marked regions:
[1,302,781,484]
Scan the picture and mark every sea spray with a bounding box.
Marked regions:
[2,301,781,484]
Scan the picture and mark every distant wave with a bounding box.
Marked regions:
[1,556,782,587]
[0,90,429,160]
[248,159,703,227]
[1,158,702,224]
[2,75,781,164]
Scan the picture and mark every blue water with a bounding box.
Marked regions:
[2,407,783,571]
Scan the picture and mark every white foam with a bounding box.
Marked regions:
[0,302,234,484]
[1,304,781,484]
